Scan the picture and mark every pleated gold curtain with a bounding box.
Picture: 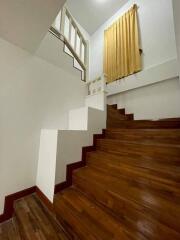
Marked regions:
[104,4,142,83]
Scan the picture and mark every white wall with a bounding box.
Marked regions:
[36,105,106,202]
[90,0,177,81]
[89,0,180,119]
[0,0,66,52]
[108,77,180,120]
[36,130,58,202]
[56,107,106,185]
[0,37,86,214]
[172,0,180,77]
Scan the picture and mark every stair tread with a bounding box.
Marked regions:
[87,151,180,186]
[74,166,180,202]
[96,139,180,163]
[87,150,180,176]
[105,129,180,139]
[106,128,180,132]
[107,120,180,129]
[14,194,70,240]
[98,138,180,148]
[54,187,146,240]
[73,167,180,238]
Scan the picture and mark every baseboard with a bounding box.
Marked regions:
[0,132,105,224]
[36,187,54,212]
[54,131,105,194]
[0,186,36,223]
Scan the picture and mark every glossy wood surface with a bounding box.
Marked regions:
[54,105,180,239]
[107,105,180,129]
[1,104,180,239]
[14,194,70,240]
[0,194,70,240]
[0,219,22,240]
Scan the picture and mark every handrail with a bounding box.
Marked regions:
[49,27,86,74]
[50,6,88,82]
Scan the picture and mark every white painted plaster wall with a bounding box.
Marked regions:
[85,92,107,111]
[108,77,180,120]
[56,107,106,185]
[68,107,88,130]
[0,37,87,214]
[89,0,180,119]
[36,106,106,203]
[172,0,180,78]
[36,130,58,202]
[90,0,177,81]
[106,59,179,96]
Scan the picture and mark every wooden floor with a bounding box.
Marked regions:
[1,104,180,240]
[0,194,70,240]
[0,218,21,240]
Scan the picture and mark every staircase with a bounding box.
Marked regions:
[1,104,180,239]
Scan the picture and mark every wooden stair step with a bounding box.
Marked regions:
[73,167,180,238]
[107,104,118,110]
[96,139,180,163]
[107,105,134,122]
[86,161,180,198]
[86,152,180,187]
[74,166,180,204]
[14,194,70,240]
[159,118,180,121]
[106,120,180,129]
[118,108,126,115]
[0,218,22,240]
[86,151,180,183]
[107,107,130,121]
[54,187,146,240]
[105,129,180,144]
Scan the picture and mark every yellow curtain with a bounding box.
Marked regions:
[104,4,142,83]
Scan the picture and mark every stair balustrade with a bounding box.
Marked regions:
[87,74,107,96]
[50,6,89,81]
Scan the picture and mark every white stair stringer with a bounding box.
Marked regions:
[36,92,106,202]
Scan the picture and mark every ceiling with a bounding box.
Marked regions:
[66,0,129,35]
[0,0,66,52]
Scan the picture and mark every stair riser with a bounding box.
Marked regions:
[105,131,180,144]
[107,121,180,129]
[108,112,128,120]
[73,170,180,207]
[73,175,180,239]
[87,158,180,187]
[87,158,180,188]
[96,140,180,163]
[107,106,133,122]
[87,152,180,180]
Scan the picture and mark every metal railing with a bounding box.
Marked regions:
[50,6,89,81]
